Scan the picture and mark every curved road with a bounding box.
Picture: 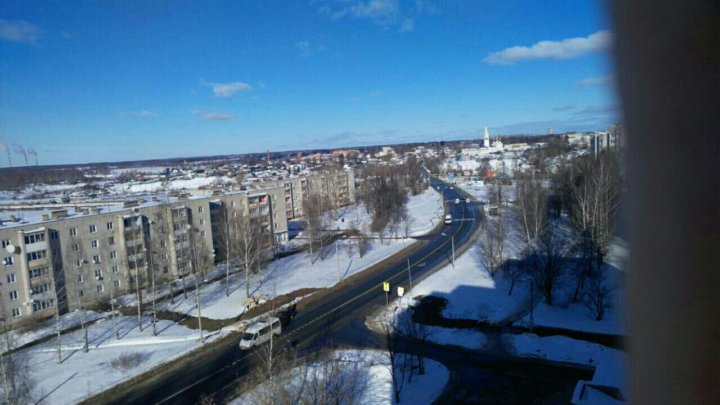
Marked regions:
[97,176,481,404]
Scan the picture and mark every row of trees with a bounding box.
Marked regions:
[357,157,427,234]
[477,150,622,320]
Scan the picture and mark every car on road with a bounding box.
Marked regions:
[239,317,282,350]
[444,214,452,225]
[454,198,460,204]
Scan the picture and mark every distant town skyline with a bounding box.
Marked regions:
[0,1,616,165]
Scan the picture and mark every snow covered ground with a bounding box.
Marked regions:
[332,187,445,237]
[392,250,530,323]
[232,349,449,405]
[112,175,236,194]
[7,315,220,405]
[7,309,104,349]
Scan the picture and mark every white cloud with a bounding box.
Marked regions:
[0,19,41,44]
[578,75,614,86]
[318,0,434,30]
[192,110,236,121]
[350,0,399,19]
[399,18,415,33]
[119,110,158,119]
[206,81,252,97]
[484,30,612,65]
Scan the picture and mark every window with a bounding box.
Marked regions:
[94,269,102,279]
[78,274,84,283]
[24,233,45,244]
[6,273,16,284]
[111,265,119,273]
[1,239,10,248]
[3,256,13,266]
[11,308,21,318]
[92,255,101,264]
[72,243,79,251]
[32,299,54,311]
[76,259,83,268]
[9,291,18,300]
[199,218,206,225]
[113,279,121,288]
[31,283,51,294]
[108,236,115,245]
[160,240,166,248]
[78,289,84,297]
[69,228,77,237]
[96,284,104,293]
[157,213,163,221]
[89,224,97,233]
[200,230,206,238]
[231,200,236,207]
[50,230,58,240]
[198,206,204,213]
[91,240,99,248]
[106,221,114,230]
[29,267,50,279]
[26,250,47,262]
[110,251,117,259]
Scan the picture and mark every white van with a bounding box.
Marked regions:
[239,317,282,350]
[444,214,452,225]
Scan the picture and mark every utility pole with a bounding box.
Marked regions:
[335,239,340,283]
[451,235,455,268]
[407,258,413,289]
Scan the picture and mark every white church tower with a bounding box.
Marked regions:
[483,126,491,148]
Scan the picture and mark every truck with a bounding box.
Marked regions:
[444,214,452,225]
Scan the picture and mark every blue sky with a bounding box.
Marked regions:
[0,1,616,165]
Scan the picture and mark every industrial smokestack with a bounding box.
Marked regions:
[0,140,10,167]
[12,143,27,165]
[27,147,38,166]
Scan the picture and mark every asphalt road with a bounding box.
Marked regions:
[101,176,481,405]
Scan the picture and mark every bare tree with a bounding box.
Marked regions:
[99,246,120,340]
[187,226,212,343]
[515,173,547,244]
[521,221,570,306]
[303,192,331,264]
[504,260,524,296]
[477,215,508,277]
[0,320,33,405]
[399,313,431,380]
[215,205,235,297]
[582,268,614,321]
[63,239,90,352]
[231,212,266,300]
[383,313,408,403]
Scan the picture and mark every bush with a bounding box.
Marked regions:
[110,352,147,372]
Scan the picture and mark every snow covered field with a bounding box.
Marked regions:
[8,315,220,405]
[232,349,449,405]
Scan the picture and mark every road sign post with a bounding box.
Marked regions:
[382,282,390,307]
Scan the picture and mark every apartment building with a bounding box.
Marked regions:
[305,169,356,209]
[0,187,284,328]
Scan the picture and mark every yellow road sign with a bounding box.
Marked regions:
[382,282,390,292]
[397,286,405,296]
